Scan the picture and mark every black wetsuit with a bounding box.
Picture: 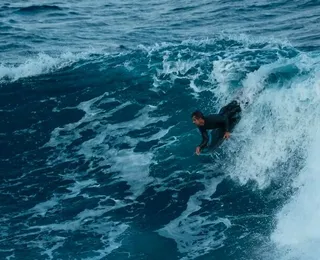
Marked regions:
[197,101,241,150]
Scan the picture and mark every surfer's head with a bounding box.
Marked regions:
[191,110,205,126]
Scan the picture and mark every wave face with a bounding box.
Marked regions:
[2,1,320,260]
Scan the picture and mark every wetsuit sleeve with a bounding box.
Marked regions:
[223,115,230,132]
[198,127,209,150]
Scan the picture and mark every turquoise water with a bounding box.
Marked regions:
[1,1,320,259]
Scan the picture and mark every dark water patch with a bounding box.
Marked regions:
[17,5,63,13]
[297,0,320,9]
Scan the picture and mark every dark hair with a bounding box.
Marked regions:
[191,110,204,119]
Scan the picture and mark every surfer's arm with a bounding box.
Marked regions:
[221,115,230,132]
[215,114,230,136]
[209,114,230,140]
[198,128,209,150]
[222,115,231,139]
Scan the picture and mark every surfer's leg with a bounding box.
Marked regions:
[219,100,241,115]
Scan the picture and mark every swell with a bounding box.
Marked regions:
[2,35,319,259]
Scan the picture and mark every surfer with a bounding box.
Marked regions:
[191,100,241,155]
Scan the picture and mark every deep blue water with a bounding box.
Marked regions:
[1,1,320,260]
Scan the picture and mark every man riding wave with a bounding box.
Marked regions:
[191,100,242,155]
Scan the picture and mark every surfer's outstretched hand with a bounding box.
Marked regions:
[195,146,201,155]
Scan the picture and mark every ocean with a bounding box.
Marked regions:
[1,0,320,259]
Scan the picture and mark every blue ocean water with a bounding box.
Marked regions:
[1,0,320,259]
